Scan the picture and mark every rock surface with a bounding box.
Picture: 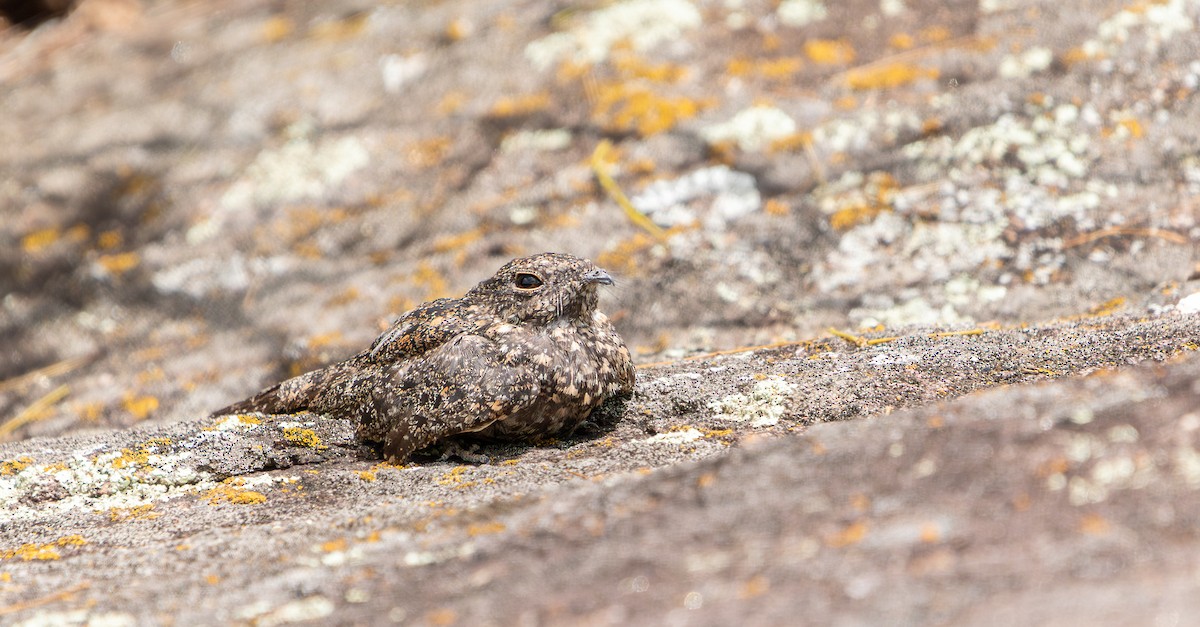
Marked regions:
[2,0,1200,624]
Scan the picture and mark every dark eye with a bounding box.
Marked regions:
[514,273,543,289]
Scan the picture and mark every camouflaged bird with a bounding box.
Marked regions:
[211,253,635,462]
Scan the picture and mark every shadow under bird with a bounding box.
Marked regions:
[211,252,635,462]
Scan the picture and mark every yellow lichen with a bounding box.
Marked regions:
[919,25,952,43]
[122,394,159,420]
[845,63,939,90]
[467,522,505,536]
[106,504,161,522]
[97,230,123,250]
[110,447,152,470]
[726,56,804,80]
[489,92,551,117]
[407,136,454,168]
[432,228,484,253]
[283,427,325,450]
[206,482,268,506]
[261,15,294,43]
[889,33,915,50]
[96,252,141,275]
[356,470,377,482]
[326,286,361,307]
[597,232,659,278]
[21,227,61,253]
[309,12,368,41]
[764,199,790,216]
[804,39,856,65]
[321,538,348,552]
[1,535,87,562]
[0,456,33,475]
[591,83,709,136]
[825,521,868,547]
[413,261,450,299]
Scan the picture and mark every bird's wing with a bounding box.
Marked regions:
[364,298,480,363]
[372,333,540,462]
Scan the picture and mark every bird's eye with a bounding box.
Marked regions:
[514,273,543,289]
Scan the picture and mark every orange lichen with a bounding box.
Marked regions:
[110,447,151,470]
[407,136,454,168]
[739,575,770,599]
[122,394,159,421]
[21,227,62,254]
[1079,513,1111,535]
[726,56,804,80]
[1089,296,1127,316]
[283,427,325,450]
[489,92,551,117]
[321,538,348,552]
[261,16,294,42]
[597,232,659,278]
[845,63,939,90]
[413,261,449,299]
[592,83,708,136]
[97,230,123,250]
[919,25,952,43]
[764,199,790,216]
[206,480,267,505]
[309,13,368,41]
[1,535,86,561]
[826,521,868,547]
[445,17,472,42]
[889,33,915,50]
[326,286,361,307]
[96,252,141,276]
[768,131,813,153]
[106,504,161,522]
[828,172,897,230]
[613,54,688,82]
[427,609,458,626]
[804,39,856,65]
[466,522,506,536]
[432,228,484,253]
[0,456,33,475]
[436,90,468,115]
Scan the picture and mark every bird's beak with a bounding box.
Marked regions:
[583,268,615,285]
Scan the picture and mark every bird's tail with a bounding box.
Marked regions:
[209,363,353,418]
[210,382,291,417]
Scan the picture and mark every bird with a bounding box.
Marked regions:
[211,252,635,463]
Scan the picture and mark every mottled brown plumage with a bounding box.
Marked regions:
[211,253,635,462]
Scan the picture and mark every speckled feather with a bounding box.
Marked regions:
[212,253,635,462]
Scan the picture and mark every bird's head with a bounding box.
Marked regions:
[469,252,615,325]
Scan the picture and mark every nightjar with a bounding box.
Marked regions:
[211,253,635,462]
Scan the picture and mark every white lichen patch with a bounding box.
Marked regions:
[1174,444,1200,488]
[647,428,704,444]
[708,376,798,427]
[906,105,1094,186]
[237,596,335,627]
[777,0,828,27]
[524,0,702,70]
[701,106,797,152]
[209,414,267,432]
[0,449,213,523]
[1082,0,1196,58]
[631,165,760,230]
[998,46,1054,79]
[500,128,573,153]
[221,127,370,209]
[1177,291,1200,315]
